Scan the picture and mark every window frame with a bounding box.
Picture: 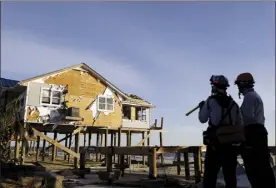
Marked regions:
[40,87,62,107]
[136,107,147,121]
[97,95,114,112]
[141,108,147,121]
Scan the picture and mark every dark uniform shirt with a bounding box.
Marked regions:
[198,96,243,127]
[240,88,265,126]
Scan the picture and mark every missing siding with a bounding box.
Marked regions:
[39,69,122,127]
[87,86,115,120]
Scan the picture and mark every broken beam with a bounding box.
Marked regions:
[45,127,84,151]
[32,128,80,159]
[157,146,189,154]
[64,116,83,121]
[136,131,151,146]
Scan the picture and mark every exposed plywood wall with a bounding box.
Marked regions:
[43,69,122,127]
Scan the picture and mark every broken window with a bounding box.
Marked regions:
[41,89,62,105]
[98,95,114,112]
[136,107,147,121]
[122,105,131,119]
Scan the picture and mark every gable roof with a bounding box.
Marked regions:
[0,78,19,88]
[19,63,129,98]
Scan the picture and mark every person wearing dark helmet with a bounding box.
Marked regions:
[235,72,275,188]
[198,75,243,188]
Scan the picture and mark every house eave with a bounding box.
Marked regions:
[122,102,155,108]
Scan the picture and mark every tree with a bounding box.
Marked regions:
[0,99,33,165]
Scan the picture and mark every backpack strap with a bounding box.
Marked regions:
[218,100,235,126]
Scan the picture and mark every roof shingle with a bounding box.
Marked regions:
[123,94,154,107]
[0,78,19,88]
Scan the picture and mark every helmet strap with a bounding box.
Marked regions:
[212,85,226,95]
[237,83,251,98]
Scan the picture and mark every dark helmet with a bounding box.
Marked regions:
[234,72,255,87]
[210,75,230,89]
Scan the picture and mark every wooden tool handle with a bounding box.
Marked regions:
[185,105,200,116]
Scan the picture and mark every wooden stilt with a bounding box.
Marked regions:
[113,132,116,163]
[96,130,100,162]
[127,130,131,165]
[64,133,68,160]
[99,133,103,161]
[110,131,114,162]
[117,128,121,163]
[111,131,114,146]
[149,148,157,179]
[147,130,150,167]
[147,130,150,146]
[32,140,36,152]
[107,152,113,183]
[177,152,181,175]
[154,119,157,128]
[20,123,27,165]
[67,133,72,163]
[28,141,33,154]
[45,127,83,151]
[104,128,108,165]
[184,152,190,180]
[35,136,40,161]
[80,150,86,169]
[120,154,125,177]
[88,130,92,147]
[83,132,87,147]
[74,132,80,169]
[51,131,57,161]
[142,132,145,165]
[15,134,20,161]
[193,147,201,183]
[42,132,47,161]
[159,117,164,165]
[113,132,117,146]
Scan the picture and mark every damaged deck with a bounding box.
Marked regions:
[81,145,203,183]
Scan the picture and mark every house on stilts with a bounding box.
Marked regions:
[0,63,164,168]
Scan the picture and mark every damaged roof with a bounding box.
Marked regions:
[0,78,19,88]
[123,94,155,108]
[19,63,129,98]
[18,63,154,107]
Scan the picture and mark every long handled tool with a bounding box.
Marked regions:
[185,105,200,116]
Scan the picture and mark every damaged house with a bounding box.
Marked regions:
[0,63,162,167]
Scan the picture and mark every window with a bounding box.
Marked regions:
[52,91,61,105]
[136,107,147,121]
[98,95,114,112]
[41,88,62,106]
[122,105,131,119]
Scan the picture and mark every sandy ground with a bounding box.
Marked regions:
[14,154,276,188]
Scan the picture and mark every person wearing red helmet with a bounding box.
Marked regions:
[235,72,275,188]
[198,75,243,188]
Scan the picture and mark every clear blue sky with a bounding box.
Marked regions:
[2,2,275,146]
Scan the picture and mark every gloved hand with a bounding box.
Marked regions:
[198,101,205,109]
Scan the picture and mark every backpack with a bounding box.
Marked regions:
[215,99,245,145]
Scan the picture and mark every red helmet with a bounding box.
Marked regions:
[210,75,230,88]
[235,72,255,85]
